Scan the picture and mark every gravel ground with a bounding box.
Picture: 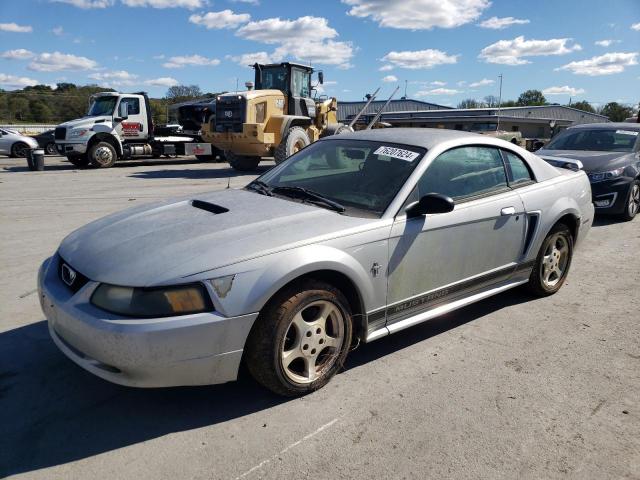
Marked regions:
[0,155,638,480]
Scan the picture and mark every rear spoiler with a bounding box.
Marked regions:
[538,155,584,172]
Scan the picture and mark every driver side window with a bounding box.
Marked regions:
[417,146,508,201]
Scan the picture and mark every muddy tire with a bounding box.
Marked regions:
[245,279,352,396]
[274,127,310,165]
[524,223,573,296]
[88,141,117,168]
[226,151,260,171]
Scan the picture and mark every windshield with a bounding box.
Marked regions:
[545,128,639,152]
[260,66,288,91]
[255,139,426,217]
[87,96,117,117]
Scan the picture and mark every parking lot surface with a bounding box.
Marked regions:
[1,155,638,480]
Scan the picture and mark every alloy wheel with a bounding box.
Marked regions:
[628,183,640,218]
[540,233,569,288]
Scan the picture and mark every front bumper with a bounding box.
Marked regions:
[55,143,87,155]
[206,124,275,156]
[590,177,633,214]
[38,255,258,388]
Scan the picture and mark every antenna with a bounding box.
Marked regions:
[366,86,399,130]
[226,177,231,189]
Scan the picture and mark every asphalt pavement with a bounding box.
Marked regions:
[0,155,638,480]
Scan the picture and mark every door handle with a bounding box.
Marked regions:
[501,206,516,216]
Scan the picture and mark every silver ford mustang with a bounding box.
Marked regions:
[38,128,594,396]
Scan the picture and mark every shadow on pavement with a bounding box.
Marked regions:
[592,214,626,228]
[0,288,532,477]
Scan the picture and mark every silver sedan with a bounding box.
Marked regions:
[38,128,594,396]
[0,128,39,157]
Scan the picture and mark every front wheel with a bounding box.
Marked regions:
[45,142,57,155]
[88,141,117,168]
[524,223,573,296]
[11,142,29,158]
[245,280,353,396]
[620,180,640,221]
[274,126,310,165]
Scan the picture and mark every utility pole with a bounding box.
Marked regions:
[496,73,503,131]
[404,79,408,99]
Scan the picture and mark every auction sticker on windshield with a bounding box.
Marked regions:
[616,130,639,136]
[374,146,420,161]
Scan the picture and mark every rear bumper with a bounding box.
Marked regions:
[56,143,87,155]
[590,177,633,214]
[38,256,258,388]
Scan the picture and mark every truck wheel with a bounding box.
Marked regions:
[244,279,352,396]
[89,141,117,168]
[274,127,310,165]
[67,154,89,168]
[524,223,573,296]
[226,151,260,171]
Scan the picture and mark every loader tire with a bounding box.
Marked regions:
[274,127,310,165]
[226,151,260,171]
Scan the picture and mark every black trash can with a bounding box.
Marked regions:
[32,148,45,171]
[26,149,36,171]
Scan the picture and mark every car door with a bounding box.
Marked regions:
[0,129,9,154]
[385,145,526,327]
[115,97,147,141]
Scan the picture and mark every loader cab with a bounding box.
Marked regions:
[253,62,318,119]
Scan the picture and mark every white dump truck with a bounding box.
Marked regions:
[54,91,212,168]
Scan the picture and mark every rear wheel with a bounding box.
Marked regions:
[88,141,117,168]
[245,280,352,396]
[67,154,90,168]
[524,223,573,296]
[226,151,260,171]
[274,126,310,165]
[11,142,29,158]
[620,180,640,221]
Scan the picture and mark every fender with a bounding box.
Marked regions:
[279,115,312,137]
[87,130,123,156]
[206,244,376,320]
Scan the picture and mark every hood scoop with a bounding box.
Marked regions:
[191,199,229,214]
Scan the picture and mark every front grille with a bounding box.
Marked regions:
[215,96,246,133]
[58,256,90,293]
[54,127,66,140]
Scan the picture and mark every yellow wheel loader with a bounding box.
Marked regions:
[201,62,350,171]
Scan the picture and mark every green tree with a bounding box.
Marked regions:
[599,102,633,122]
[570,100,595,113]
[516,90,547,106]
[165,85,203,102]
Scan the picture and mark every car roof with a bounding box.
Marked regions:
[322,127,484,150]
[567,122,640,131]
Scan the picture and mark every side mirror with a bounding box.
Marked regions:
[405,193,455,218]
[318,71,324,85]
[117,102,129,120]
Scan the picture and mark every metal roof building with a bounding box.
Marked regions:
[337,99,451,124]
[352,104,609,139]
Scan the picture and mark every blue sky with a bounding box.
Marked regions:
[0,0,638,107]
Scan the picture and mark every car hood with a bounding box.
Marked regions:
[537,149,634,172]
[58,116,112,130]
[58,189,373,286]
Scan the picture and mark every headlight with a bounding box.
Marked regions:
[68,129,89,138]
[91,283,213,318]
[588,167,625,183]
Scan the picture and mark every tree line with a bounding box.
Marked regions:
[457,89,639,122]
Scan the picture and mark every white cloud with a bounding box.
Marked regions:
[0,22,33,33]
[163,55,220,69]
[381,49,458,69]
[469,78,495,87]
[542,86,585,96]
[415,87,461,96]
[382,75,398,83]
[52,0,114,8]
[228,51,274,66]
[144,77,179,87]
[557,52,638,76]
[189,10,251,29]
[479,36,582,65]
[379,64,394,71]
[122,0,204,7]
[430,80,446,86]
[52,26,64,35]
[231,0,259,4]
[343,0,490,30]
[0,73,39,88]
[632,22,640,31]
[237,16,337,43]
[1,49,35,60]
[88,70,139,86]
[478,16,530,29]
[594,39,615,47]
[236,16,354,68]
[28,52,98,72]
[153,54,165,60]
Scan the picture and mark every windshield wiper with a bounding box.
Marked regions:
[246,180,273,196]
[271,186,346,213]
